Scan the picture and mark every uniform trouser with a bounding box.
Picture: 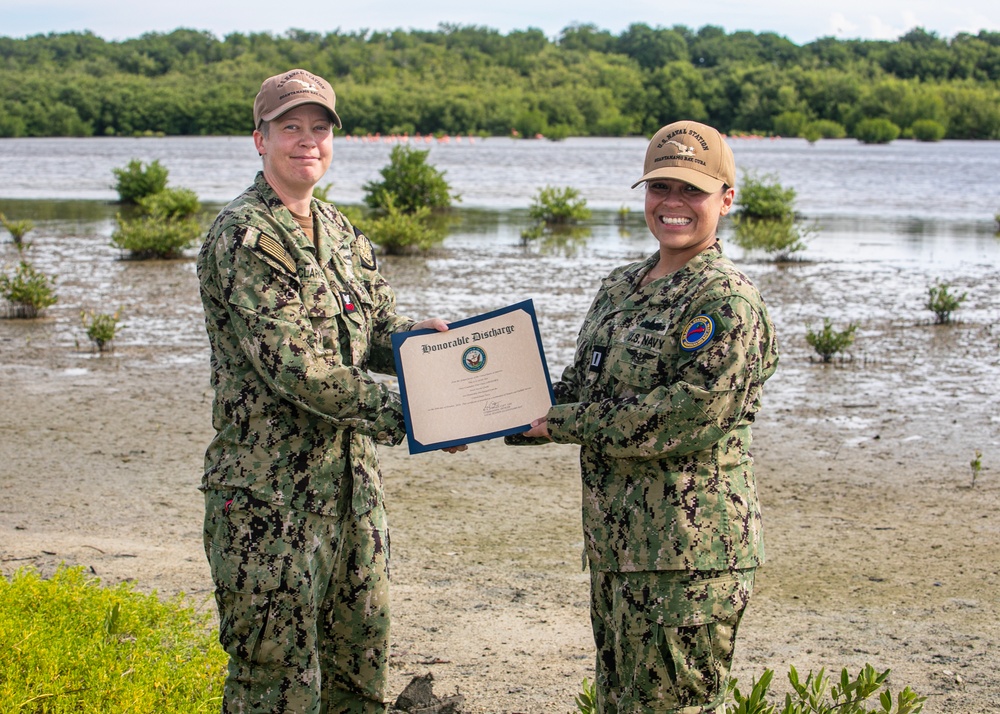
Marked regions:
[589,567,755,714]
[203,488,391,714]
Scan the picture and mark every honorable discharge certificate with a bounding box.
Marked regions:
[391,300,554,454]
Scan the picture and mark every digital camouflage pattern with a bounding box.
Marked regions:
[197,172,414,517]
[526,244,777,712]
[544,246,778,573]
[197,172,415,713]
[590,568,754,714]
[203,488,390,713]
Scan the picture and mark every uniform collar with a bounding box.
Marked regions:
[605,243,723,303]
[253,172,317,254]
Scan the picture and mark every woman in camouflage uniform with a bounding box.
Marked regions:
[517,120,778,713]
[197,69,456,714]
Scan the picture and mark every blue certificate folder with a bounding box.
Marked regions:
[391,299,554,454]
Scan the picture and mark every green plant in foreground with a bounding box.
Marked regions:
[806,318,859,363]
[0,566,226,711]
[970,449,982,487]
[730,172,812,261]
[137,187,200,219]
[81,308,123,352]
[1,211,35,248]
[574,664,924,714]
[112,185,204,258]
[112,158,169,204]
[575,676,596,713]
[925,282,967,324]
[728,664,925,714]
[111,213,203,259]
[0,260,58,318]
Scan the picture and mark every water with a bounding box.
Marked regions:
[1,135,998,220]
[1,136,998,455]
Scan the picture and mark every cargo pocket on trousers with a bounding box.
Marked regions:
[209,544,286,666]
[620,571,749,712]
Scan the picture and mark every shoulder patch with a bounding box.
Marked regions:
[256,233,297,274]
[353,226,378,270]
[680,315,715,352]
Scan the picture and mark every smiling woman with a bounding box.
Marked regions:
[255,104,334,213]
[508,120,779,713]
[195,67,458,714]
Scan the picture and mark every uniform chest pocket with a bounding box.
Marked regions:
[606,335,663,392]
[300,279,342,319]
[300,279,343,353]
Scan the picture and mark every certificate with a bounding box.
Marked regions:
[391,300,554,454]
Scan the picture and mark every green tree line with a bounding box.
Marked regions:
[1,23,998,139]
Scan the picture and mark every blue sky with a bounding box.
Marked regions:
[2,0,997,45]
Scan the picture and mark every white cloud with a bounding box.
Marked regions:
[825,12,858,38]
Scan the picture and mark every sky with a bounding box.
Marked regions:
[1,0,997,45]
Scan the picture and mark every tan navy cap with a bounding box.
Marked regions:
[253,69,342,129]
[632,120,735,193]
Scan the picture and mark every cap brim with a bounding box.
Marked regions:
[631,166,725,193]
[261,98,342,129]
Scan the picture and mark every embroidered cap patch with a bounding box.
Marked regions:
[680,315,715,352]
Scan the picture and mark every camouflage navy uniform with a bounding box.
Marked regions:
[197,172,414,714]
[542,244,777,713]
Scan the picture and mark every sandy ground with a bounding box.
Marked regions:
[2,269,999,713]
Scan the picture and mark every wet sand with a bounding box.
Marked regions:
[2,217,1000,711]
[2,315,999,713]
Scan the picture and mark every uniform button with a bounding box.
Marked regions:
[377,432,388,441]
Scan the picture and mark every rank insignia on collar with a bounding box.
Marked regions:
[341,291,356,313]
[589,346,607,372]
[680,315,715,352]
[353,226,378,270]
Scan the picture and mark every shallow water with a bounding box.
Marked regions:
[1,136,998,457]
[2,135,999,220]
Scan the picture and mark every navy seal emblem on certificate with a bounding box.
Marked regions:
[461,346,487,372]
[391,300,554,454]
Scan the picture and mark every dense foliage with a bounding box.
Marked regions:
[362,145,458,214]
[110,160,206,258]
[1,24,998,139]
[0,567,226,711]
[112,158,169,203]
